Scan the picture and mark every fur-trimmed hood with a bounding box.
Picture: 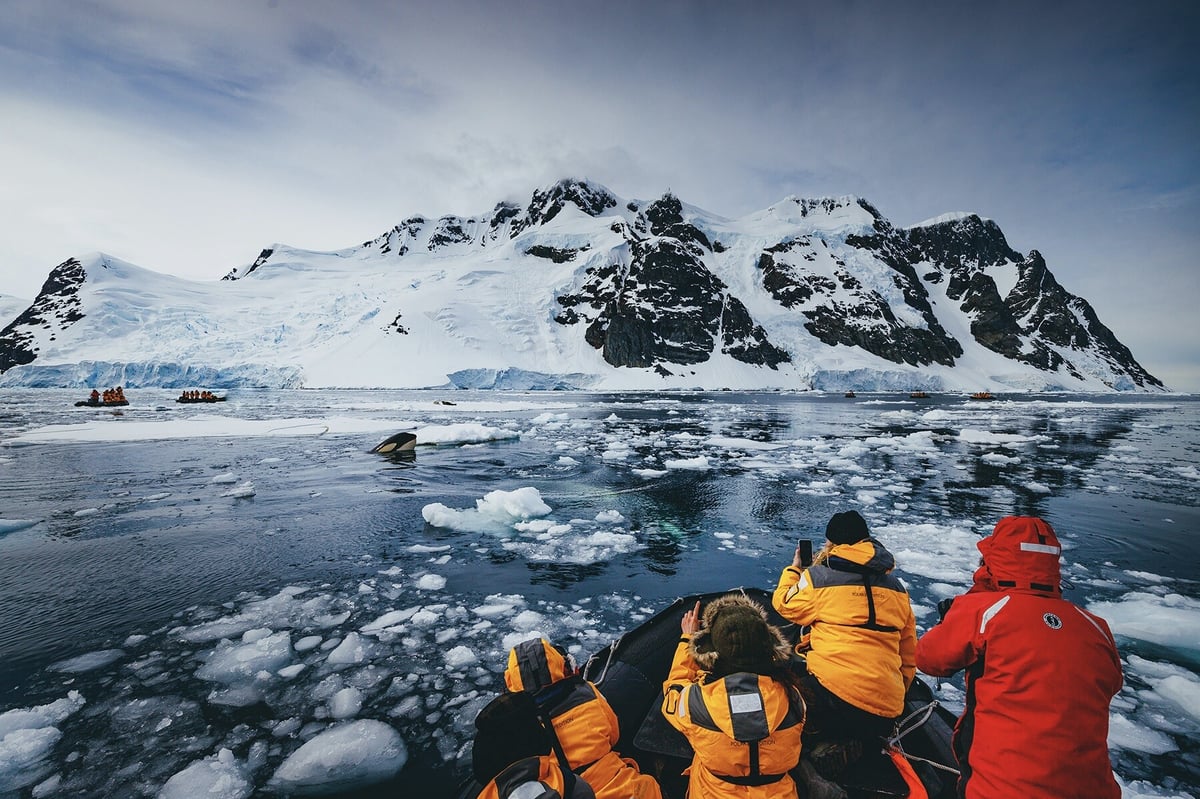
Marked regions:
[689,593,792,675]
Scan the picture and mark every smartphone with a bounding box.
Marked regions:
[797,539,813,567]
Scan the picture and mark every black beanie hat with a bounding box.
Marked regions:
[826,510,869,545]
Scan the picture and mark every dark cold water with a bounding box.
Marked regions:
[0,389,1197,797]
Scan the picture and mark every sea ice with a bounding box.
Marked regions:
[268,719,407,795]
[416,574,447,590]
[158,748,251,799]
[1089,593,1200,656]
[422,486,552,533]
[196,631,293,684]
[329,688,363,719]
[326,632,373,665]
[445,646,478,668]
[48,648,124,673]
[0,519,40,535]
[664,455,711,470]
[0,692,85,792]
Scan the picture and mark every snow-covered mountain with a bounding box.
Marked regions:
[0,179,1165,391]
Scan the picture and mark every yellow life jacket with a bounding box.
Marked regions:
[664,639,805,799]
[772,539,916,718]
[504,639,662,799]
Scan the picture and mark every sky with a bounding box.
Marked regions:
[1,0,1197,390]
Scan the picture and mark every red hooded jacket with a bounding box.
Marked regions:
[915,517,1122,799]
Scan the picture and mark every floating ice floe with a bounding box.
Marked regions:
[222,481,256,498]
[1089,592,1200,658]
[48,648,124,674]
[268,719,407,795]
[422,486,551,533]
[0,518,40,536]
[158,748,251,799]
[412,423,518,446]
[0,691,85,793]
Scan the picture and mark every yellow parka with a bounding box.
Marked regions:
[505,639,662,799]
[772,537,916,719]
[661,599,804,799]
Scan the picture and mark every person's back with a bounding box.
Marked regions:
[915,516,1122,799]
[662,593,804,799]
[504,638,661,799]
[772,512,916,732]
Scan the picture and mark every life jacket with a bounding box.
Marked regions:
[772,537,917,718]
[503,639,662,799]
[664,637,805,799]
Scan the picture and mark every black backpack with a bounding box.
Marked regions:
[472,690,592,799]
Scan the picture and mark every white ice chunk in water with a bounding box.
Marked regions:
[196,632,292,684]
[422,487,552,533]
[416,574,446,591]
[326,632,373,665]
[329,688,363,719]
[446,646,478,669]
[664,456,710,470]
[269,720,408,795]
[1089,593,1200,657]
[158,748,251,799]
[1150,675,1200,723]
[0,691,85,793]
[1108,712,1177,755]
[412,423,518,445]
[48,648,124,673]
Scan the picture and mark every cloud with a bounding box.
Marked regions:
[1,0,1197,388]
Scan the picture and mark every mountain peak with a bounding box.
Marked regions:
[0,183,1164,392]
[518,179,618,231]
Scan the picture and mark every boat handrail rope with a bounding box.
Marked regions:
[886,700,961,776]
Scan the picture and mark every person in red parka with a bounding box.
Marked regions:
[915,516,1123,799]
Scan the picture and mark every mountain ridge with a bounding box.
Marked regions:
[0,179,1165,392]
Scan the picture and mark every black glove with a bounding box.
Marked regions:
[936,597,956,622]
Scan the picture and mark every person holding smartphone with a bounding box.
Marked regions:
[772,510,917,779]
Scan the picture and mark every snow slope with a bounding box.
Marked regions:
[0,181,1165,392]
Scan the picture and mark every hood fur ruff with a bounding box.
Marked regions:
[689,593,792,673]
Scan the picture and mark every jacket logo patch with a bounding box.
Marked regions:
[729,692,763,714]
[1043,612,1063,630]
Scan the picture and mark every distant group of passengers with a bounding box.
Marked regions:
[89,386,125,403]
[179,390,216,401]
[471,511,1123,799]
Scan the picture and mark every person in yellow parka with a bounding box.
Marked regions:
[473,688,596,799]
[772,511,916,773]
[504,638,662,799]
[661,593,805,799]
